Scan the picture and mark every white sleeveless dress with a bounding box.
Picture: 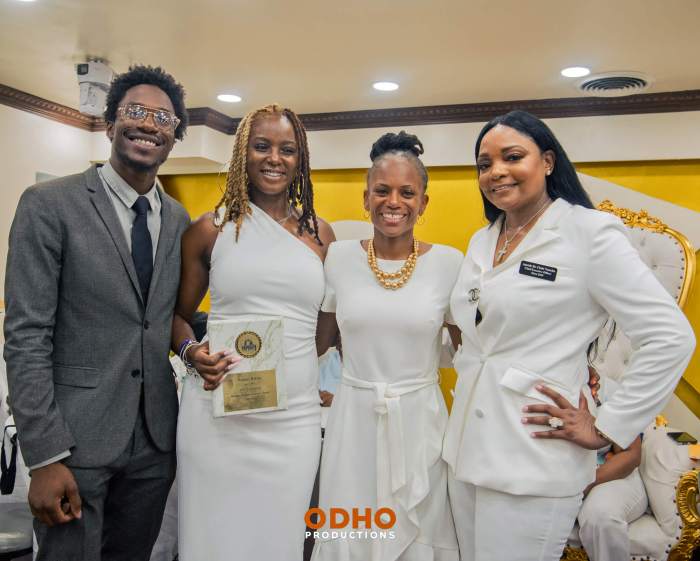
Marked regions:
[311,240,461,561]
[177,204,324,560]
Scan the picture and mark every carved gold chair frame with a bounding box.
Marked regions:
[596,199,695,307]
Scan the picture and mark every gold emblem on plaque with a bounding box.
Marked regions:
[235,331,262,358]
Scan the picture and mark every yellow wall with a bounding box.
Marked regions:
[163,166,488,250]
[678,250,700,407]
[163,172,228,220]
[577,160,700,213]
[161,160,700,415]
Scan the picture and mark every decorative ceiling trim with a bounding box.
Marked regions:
[187,107,238,135]
[3,83,700,135]
[299,89,700,130]
[0,84,101,131]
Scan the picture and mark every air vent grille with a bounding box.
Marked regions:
[577,72,651,97]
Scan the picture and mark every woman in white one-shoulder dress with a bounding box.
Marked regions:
[313,132,460,561]
[172,104,335,561]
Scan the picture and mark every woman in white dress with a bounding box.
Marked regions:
[443,110,694,561]
[172,104,335,561]
[313,132,461,561]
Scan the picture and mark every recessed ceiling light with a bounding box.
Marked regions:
[373,81,399,92]
[217,94,242,103]
[561,66,591,78]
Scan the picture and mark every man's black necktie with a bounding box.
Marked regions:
[131,196,153,304]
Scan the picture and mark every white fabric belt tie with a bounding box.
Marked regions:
[341,372,438,495]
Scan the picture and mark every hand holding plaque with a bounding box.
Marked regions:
[208,317,288,417]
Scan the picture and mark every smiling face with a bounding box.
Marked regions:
[476,124,554,215]
[364,154,428,240]
[106,84,176,173]
[246,113,299,197]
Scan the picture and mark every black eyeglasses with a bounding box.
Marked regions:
[116,103,181,131]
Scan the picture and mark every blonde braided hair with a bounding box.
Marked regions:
[215,103,320,243]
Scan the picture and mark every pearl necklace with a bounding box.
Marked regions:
[495,199,552,263]
[367,238,420,290]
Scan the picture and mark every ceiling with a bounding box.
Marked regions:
[1,0,700,118]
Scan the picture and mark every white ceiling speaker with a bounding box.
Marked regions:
[577,71,652,97]
[76,59,114,116]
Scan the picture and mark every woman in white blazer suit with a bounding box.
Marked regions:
[443,111,695,561]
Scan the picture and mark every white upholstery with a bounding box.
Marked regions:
[628,513,675,561]
[591,219,689,383]
[638,424,696,541]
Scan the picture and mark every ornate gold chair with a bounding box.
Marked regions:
[563,200,698,561]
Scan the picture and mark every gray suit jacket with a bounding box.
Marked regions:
[3,165,190,468]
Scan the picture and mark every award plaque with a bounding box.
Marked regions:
[208,317,287,417]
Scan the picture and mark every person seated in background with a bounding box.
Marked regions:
[318,335,342,407]
[575,367,646,561]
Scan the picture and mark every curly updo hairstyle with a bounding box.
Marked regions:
[368,131,428,190]
[104,65,188,140]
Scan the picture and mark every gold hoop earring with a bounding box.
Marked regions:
[417,214,426,226]
[363,210,370,219]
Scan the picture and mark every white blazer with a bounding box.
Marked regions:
[443,198,695,497]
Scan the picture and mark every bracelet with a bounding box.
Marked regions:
[178,338,198,371]
[178,338,194,365]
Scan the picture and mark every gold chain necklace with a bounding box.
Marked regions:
[495,199,552,263]
[367,238,420,290]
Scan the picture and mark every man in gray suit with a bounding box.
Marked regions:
[4,65,190,560]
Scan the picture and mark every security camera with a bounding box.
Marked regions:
[76,60,113,117]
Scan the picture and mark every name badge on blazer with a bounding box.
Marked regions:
[519,260,557,282]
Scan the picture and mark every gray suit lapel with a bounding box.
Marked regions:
[85,165,144,306]
[146,189,177,311]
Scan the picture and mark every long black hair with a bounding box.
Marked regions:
[474,110,593,223]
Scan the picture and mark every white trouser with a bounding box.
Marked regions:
[577,468,647,561]
[448,469,582,561]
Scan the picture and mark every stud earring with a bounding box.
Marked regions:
[363,210,370,219]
